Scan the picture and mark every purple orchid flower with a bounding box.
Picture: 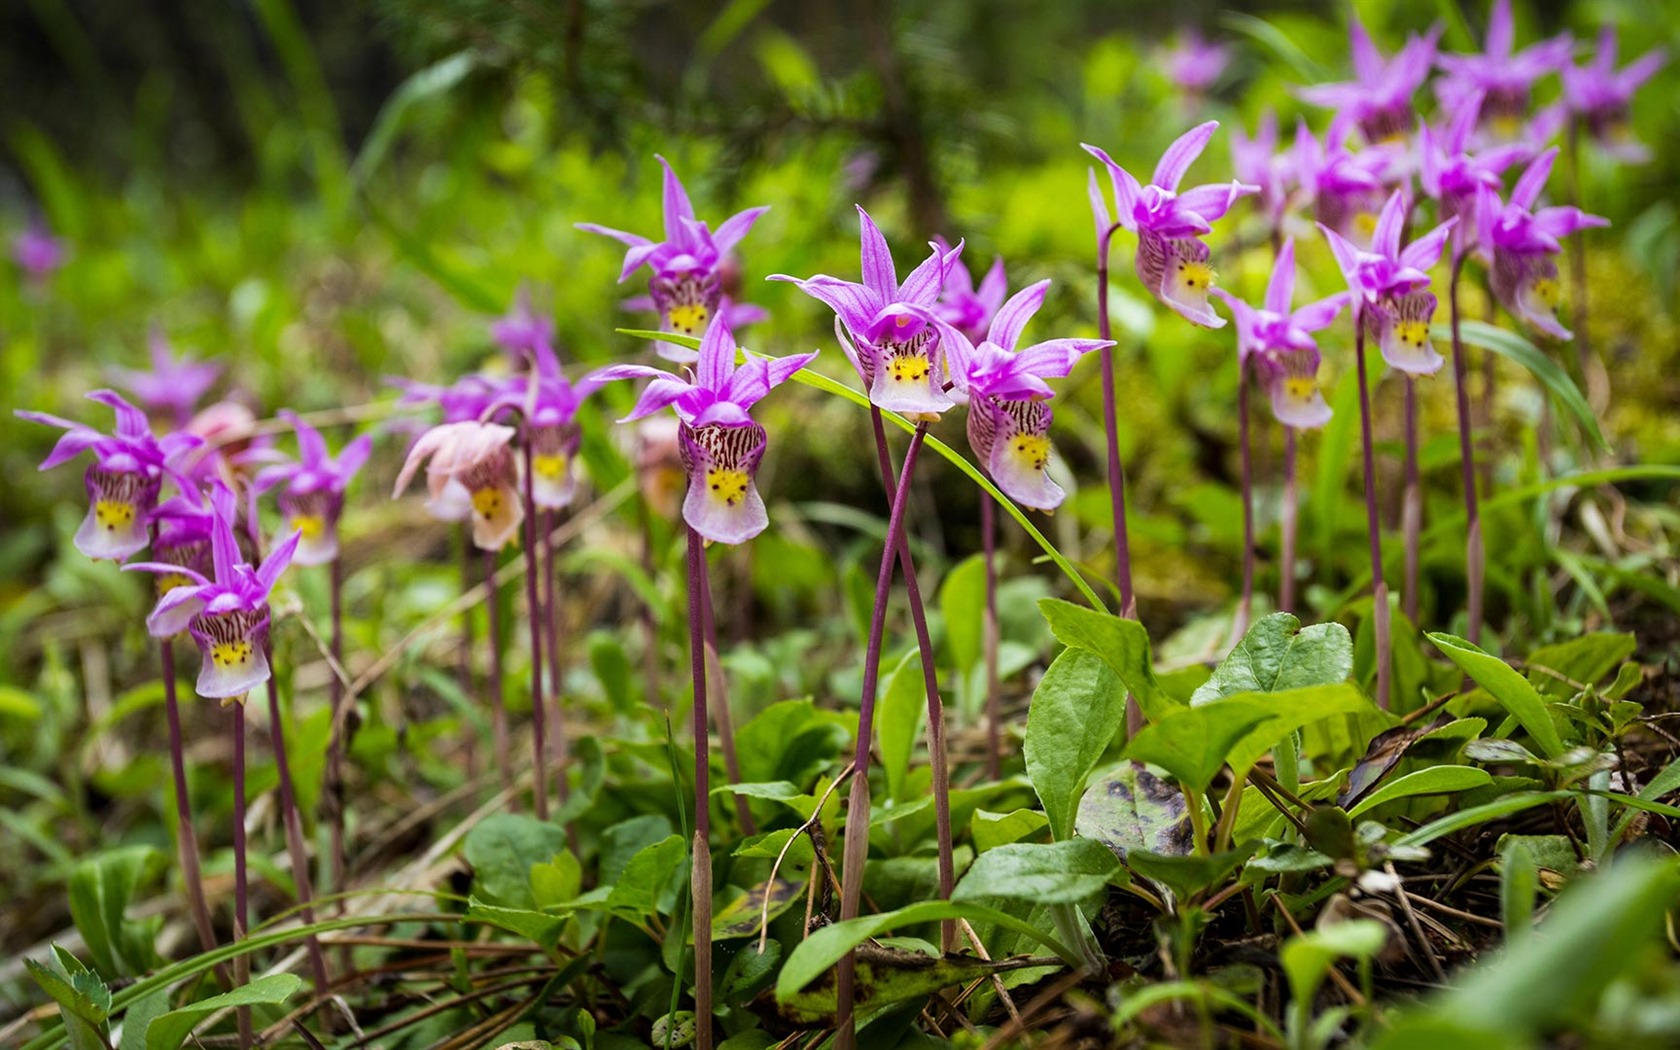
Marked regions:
[589,320,814,545]
[125,483,299,702]
[16,390,202,562]
[394,421,524,550]
[392,373,503,425]
[247,412,372,566]
[1298,17,1442,144]
[938,280,1112,510]
[13,219,64,280]
[1319,190,1457,375]
[932,237,1008,345]
[1230,111,1294,230]
[1476,147,1609,340]
[769,207,964,418]
[1163,30,1230,96]
[1419,89,1531,256]
[1436,0,1574,142]
[490,286,556,364]
[486,340,604,510]
[1082,121,1258,328]
[577,156,769,359]
[108,327,222,428]
[1559,28,1668,163]
[148,490,217,595]
[1293,115,1405,249]
[1212,239,1350,428]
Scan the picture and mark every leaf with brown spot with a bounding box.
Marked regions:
[712,876,804,940]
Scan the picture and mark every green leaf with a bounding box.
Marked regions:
[1076,762,1192,860]
[1281,920,1388,1011]
[940,553,987,679]
[605,835,686,919]
[1396,792,1571,848]
[1500,837,1540,941]
[775,899,1080,1001]
[1127,844,1255,901]
[67,846,162,978]
[971,808,1050,852]
[878,649,926,804]
[116,990,169,1050]
[1524,633,1637,698]
[464,814,571,910]
[1346,766,1493,819]
[1024,648,1127,841]
[25,951,109,1050]
[530,851,583,909]
[1427,633,1566,758]
[145,974,303,1050]
[1038,598,1177,719]
[1438,320,1607,453]
[712,878,803,940]
[1190,614,1353,703]
[951,839,1120,906]
[352,51,475,185]
[720,940,782,1005]
[463,898,566,952]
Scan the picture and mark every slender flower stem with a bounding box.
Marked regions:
[519,434,550,823]
[1565,115,1605,412]
[231,701,252,1050]
[543,509,572,814]
[484,548,512,803]
[684,523,715,1050]
[638,491,661,706]
[981,492,1001,780]
[161,639,222,976]
[325,554,350,925]
[838,422,929,1049]
[867,409,954,944]
[1449,254,1485,646]
[699,566,754,833]
[1280,427,1299,613]
[458,531,479,786]
[1402,377,1422,626]
[1096,223,1143,740]
[1478,286,1497,497]
[1234,356,1255,643]
[1354,313,1392,710]
[263,661,330,997]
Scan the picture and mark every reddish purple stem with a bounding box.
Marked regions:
[981,492,1001,780]
[699,563,754,832]
[519,434,550,822]
[685,522,715,1050]
[263,662,330,996]
[1449,254,1485,646]
[232,701,252,1050]
[161,639,224,981]
[1402,378,1422,627]
[1280,427,1299,614]
[1235,356,1255,642]
[1354,312,1393,709]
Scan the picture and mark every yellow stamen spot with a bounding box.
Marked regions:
[1395,320,1431,348]
[94,500,135,532]
[1008,434,1052,472]
[1491,114,1522,139]
[157,573,192,595]
[290,514,324,541]
[1174,261,1215,291]
[1353,212,1378,239]
[533,453,567,481]
[887,355,932,383]
[665,303,709,335]
[210,640,255,668]
[705,468,750,508]
[1529,277,1560,310]
[1284,378,1316,400]
[471,487,505,519]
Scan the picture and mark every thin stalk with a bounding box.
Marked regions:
[1402,377,1421,626]
[869,409,955,945]
[263,665,330,997]
[484,548,513,802]
[699,565,753,833]
[519,435,550,822]
[161,639,223,976]
[232,701,252,1050]
[1565,115,1605,412]
[1354,312,1392,710]
[542,509,571,810]
[1234,356,1255,642]
[1280,427,1299,613]
[1478,284,1497,496]
[458,532,479,786]
[837,422,929,1049]
[981,493,1001,780]
[325,555,349,925]
[684,523,715,1050]
[1449,254,1485,646]
[1096,222,1142,740]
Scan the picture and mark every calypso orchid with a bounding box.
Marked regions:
[247,412,373,566]
[770,207,963,418]
[1293,115,1403,249]
[126,483,300,704]
[1298,16,1441,144]
[109,328,222,428]
[13,218,65,280]
[1230,110,1293,231]
[589,320,814,545]
[1319,191,1457,376]
[149,491,217,595]
[488,341,603,510]
[394,421,524,550]
[16,390,202,561]
[490,286,556,365]
[1212,239,1349,428]
[1435,0,1573,141]
[1475,147,1609,341]
[1557,28,1668,163]
[577,156,769,360]
[1083,121,1257,328]
[1419,88,1531,253]
[1163,30,1229,97]
[939,280,1112,510]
